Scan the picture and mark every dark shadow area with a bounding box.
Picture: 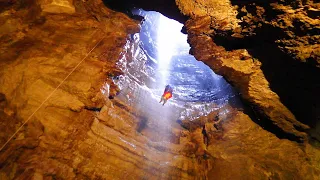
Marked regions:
[212,23,288,51]
[212,22,320,143]
[248,45,320,128]
[102,0,188,24]
[84,106,102,112]
[202,125,209,146]
[212,0,320,135]
[307,8,320,19]
[241,97,305,143]
[137,116,148,133]
[226,0,320,144]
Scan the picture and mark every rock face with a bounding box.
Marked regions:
[0,0,320,179]
[205,110,320,180]
[176,0,320,142]
[230,0,320,140]
[184,16,310,142]
[0,0,145,178]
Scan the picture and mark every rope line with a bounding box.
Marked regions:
[0,37,104,152]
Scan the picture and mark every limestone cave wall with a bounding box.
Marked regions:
[0,0,319,179]
[176,0,320,142]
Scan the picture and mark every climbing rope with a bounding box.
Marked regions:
[0,37,104,152]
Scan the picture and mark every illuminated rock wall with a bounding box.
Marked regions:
[0,0,319,179]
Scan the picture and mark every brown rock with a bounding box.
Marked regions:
[0,0,319,179]
[38,0,76,14]
[207,111,320,179]
[184,15,309,141]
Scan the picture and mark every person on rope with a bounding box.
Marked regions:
[159,85,173,106]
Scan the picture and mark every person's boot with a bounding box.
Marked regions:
[159,96,163,103]
[162,99,167,106]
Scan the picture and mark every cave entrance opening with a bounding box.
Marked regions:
[113,9,242,136]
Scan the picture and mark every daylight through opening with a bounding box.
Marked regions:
[111,10,242,124]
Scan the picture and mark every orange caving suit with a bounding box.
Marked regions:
[159,85,173,106]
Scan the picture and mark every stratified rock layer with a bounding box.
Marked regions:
[0,0,319,179]
[205,111,320,179]
[0,0,215,179]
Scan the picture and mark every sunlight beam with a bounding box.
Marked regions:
[156,14,187,86]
